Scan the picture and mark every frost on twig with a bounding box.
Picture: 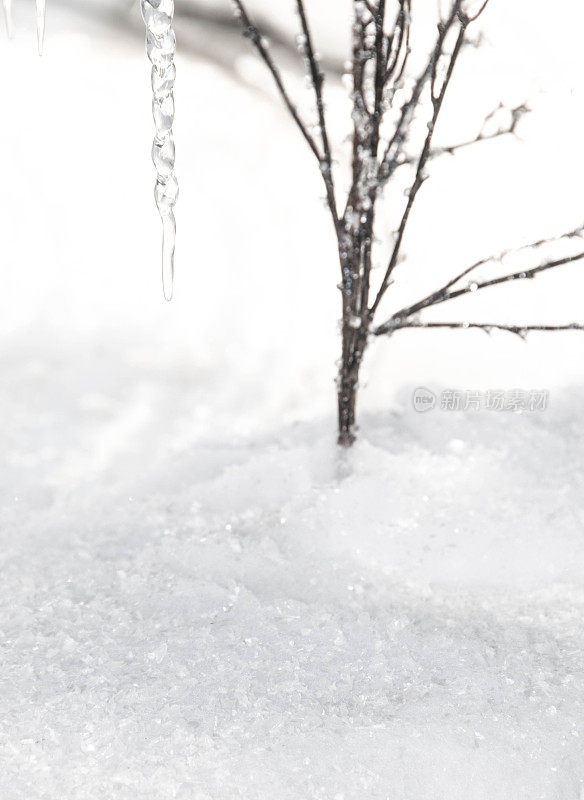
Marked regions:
[231,0,583,444]
[230,0,340,233]
[374,226,584,335]
[377,321,584,339]
[394,102,529,167]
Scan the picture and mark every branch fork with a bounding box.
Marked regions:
[231,0,583,444]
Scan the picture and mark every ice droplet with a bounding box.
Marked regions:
[36,0,45,55]
[141,0,179,302]
[3,0,13,39]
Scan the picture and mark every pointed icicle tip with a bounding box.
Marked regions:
[3,0,13,39]
[36,0,46,55]
[161,214,176,302]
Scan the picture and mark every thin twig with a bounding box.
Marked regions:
[295,0,340,228]
[395,103,529,167]
[231,1,320,159]
[232,0,345,239]
[374,230,584,331]
[374,321,584,337]
[370,5,468,317]
[385,0,410,86]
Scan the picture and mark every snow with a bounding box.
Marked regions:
[2,2,584,798]
[3,372,584,798]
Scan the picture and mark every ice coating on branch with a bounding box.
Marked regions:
[141,0,178,301]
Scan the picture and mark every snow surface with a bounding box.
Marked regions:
[3,355,584,799]
[2,2,584,798]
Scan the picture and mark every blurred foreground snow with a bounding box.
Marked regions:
[1,2,584,798]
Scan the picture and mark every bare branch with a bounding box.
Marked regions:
[396,103,529,166]
[374,227,584,331]
[232,0,344,239]
[231,1,320,159]
[377,1,495,186]
[370,5,469,317]
[343,3,372,222]
[434,251,584,302]
[373,0,388,131]
[377,52,434,188]
[374,320,584,338]
[439,102,528,154]
[384,0,411,87]
[352,0,391,317]
[230,0,575,445]
[464,0,491,23]
[295,0,340,228]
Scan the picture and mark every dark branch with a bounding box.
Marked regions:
[228,0,576,446]
[384,0,411,87]
[343,2,374,222]
[465,0,491,23]
[438,102,528,155]
[374,226,584,332]
[232,0,342,237]
[370,4,469,317]
[374,321,584,338]
[231,1,320,159]
[295,0,340,228]
[395,102,529,167]
[377,48,434,188]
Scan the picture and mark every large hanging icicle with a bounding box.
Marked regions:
[36,0,45,54]
[141,0,179,301]
[2,0,13,39]
[2,0,45,51]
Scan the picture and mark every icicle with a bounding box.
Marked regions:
[36,0,45,55]
[2,0,45,50]
[3,0,13,39]
[141,0,179,301]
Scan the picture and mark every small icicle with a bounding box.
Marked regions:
[141,0,179,301]
[3,0,13,39]
[36,0,46,55]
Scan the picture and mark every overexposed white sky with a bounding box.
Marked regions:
[2,0,583,429]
